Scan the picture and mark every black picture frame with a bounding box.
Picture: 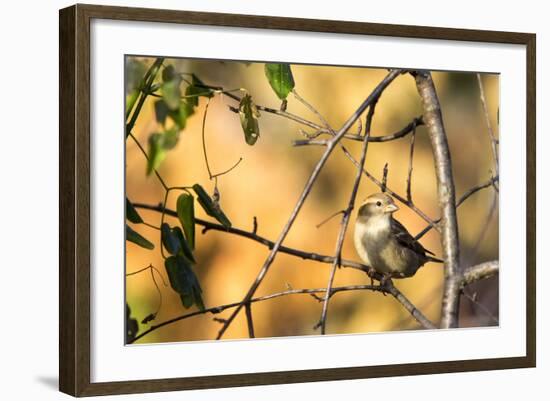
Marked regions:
[59,3,536,396]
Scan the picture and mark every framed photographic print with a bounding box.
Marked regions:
[59,4,536,397]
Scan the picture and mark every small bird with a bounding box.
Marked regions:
[354,193,442,281]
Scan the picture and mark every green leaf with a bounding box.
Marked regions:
[154,99,170,125]
[161,223,181,255]
[162,79,181,110]
[185,74,213,107]
[192,184,232,228]
[164,255,191,294]
[160,65,182,110]
[164,255,204,310]
[125,59,146,95]
[239,94,261,146]
[146,133,166,175]
[161,223,195,262]
[173,226,196,263]
[162,127,180,150]
[176,193,195,249]
[185,83,201,107]
[264,63,295,100]
[162,64,177,82]
[126,224,154,250]
[126,303,139,343]
[126,198,143,224]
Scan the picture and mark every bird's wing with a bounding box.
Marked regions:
[390,218,433,257]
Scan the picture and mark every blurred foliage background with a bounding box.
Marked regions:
[125,57,499,344]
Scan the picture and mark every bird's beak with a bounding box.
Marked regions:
[384,203,399,213]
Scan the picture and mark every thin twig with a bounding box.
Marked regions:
[320,102,377,334]
[129,284,387,343]
[245,303,255,338]
[381,163,389,193]
[126,264,168,324]
[128,133,169,191]
[212,157,243,179]
[414,174,499,240]
[292,89,333,129]
[383,282,437,330]
[293,117,424,144]
[342,149,439,230]
[201,98,214,179]
[462,290,499,325]
[476,73,499,184]
[316,210,345,228]
[468,190,498,260]
[406,122,417,202]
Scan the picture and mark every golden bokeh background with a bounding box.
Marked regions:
[126,57,499,344]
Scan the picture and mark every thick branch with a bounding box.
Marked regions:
[460,260,498,287]
[415,71,461,329]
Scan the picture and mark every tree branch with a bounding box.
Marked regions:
[320,102,377,334]
[214,69,404,340]
[414,71,461,329]
[134,202,438,334]
[460,260,498,287]
[129,284,387,343]
[244,302,255,338]
[476,73,499,187]
[224,87,422,144]
[414,174,499,240]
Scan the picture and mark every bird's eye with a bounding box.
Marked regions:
[376,201,382,207]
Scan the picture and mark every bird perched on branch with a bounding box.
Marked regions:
[354,193,442,281]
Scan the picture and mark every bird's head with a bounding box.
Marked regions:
[357,193,399,219]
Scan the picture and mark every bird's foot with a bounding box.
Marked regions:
[379,273,393,295]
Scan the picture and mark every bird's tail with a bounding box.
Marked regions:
[426,255,444,263]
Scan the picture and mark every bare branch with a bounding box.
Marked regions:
[415,71,461,329]
[406,122,417,202]
[291,116,424,145]
[213,70,404,340]
[316,209,345,229]
[129,284,387,343]
[381,163,389,193]
[414,174,499,240]
[342,149,439,231]
[383,283,437,330]
[460,260,498,287]
[476,73,499,184]
[245,303,255,338]
[320,102,377,334]
[134,203,371,273]
[462,290,499,325]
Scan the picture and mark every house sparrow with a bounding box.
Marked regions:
[354,193,442,280]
